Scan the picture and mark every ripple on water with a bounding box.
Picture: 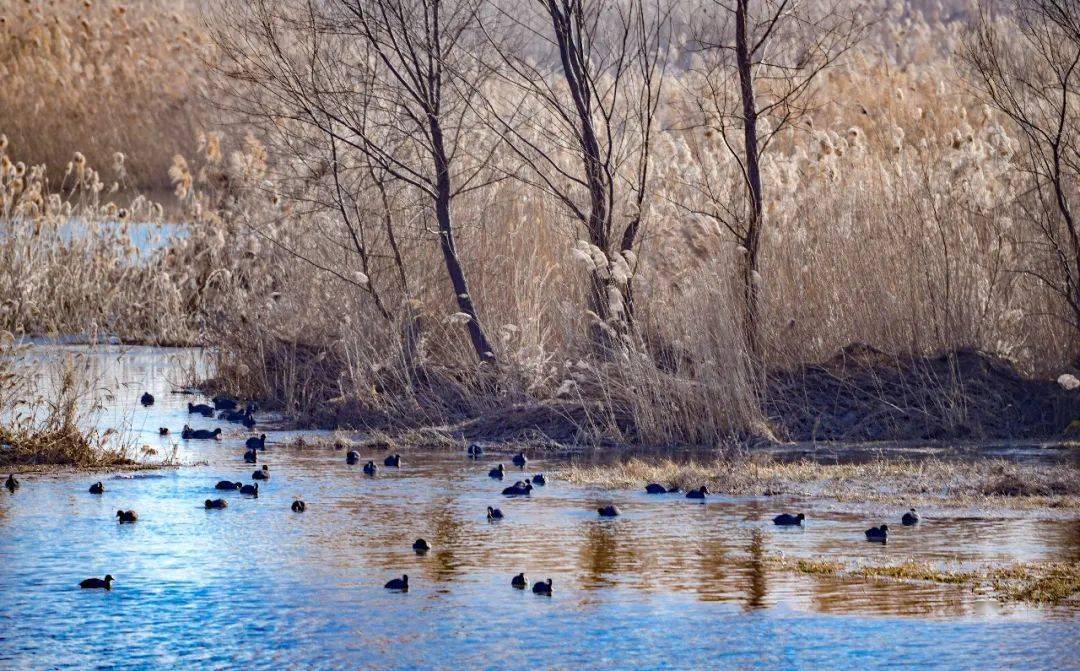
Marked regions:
[0,346,1078,670]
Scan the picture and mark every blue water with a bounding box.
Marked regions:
[0,346,1077,670]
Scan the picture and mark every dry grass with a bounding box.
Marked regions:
[774,556,1080,606]
[556,455,1080,508]
[0,334,133,469]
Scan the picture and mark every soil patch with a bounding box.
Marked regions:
[764,345,1080,443]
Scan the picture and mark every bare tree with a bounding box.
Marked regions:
[477,0,669,350]
[680,0,866,357]
[211,0,500,362]
[965,0,1080,339]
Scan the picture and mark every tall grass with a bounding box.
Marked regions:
[0,2,1076,444]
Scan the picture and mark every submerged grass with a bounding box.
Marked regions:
[773,556,1080,606]
[556,455,1080,509]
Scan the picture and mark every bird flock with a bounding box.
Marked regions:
[4,390,923,595]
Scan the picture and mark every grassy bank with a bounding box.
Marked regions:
[556,455,1080,509]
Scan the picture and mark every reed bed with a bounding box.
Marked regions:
[772,556,1080,605]
[0,1,1077,449]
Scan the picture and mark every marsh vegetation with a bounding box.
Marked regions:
[1,0,1078,451]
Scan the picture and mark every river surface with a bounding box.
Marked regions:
[1,346,1078,670]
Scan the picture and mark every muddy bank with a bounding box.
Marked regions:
[765,345,1080,443]
[204,345,1080,452]
[387,346,1080,448]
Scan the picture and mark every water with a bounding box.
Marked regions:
[1,346,1078,670]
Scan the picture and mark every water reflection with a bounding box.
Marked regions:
[744,531,769,610]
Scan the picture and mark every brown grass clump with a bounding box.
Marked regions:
[556,455,1080,508]
[0,334,132,469]
[989,563,1080,605]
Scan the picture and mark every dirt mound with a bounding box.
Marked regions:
[765,346,1080,442]
[450,400,636,445]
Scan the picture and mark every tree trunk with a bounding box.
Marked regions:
[429,117,497,362]
[736,0,763,359]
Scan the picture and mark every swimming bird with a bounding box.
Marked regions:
[116,510,138,523]
[246,434,266,450]
[89,482,105,495]
[467,444,484,458]
[865,524,888,542]
[685,486,709,500]
[487,506,504,520]
[188,402,214,417]
[502,481,533,496]
[384,575,409,591]
[4,474,17,493]
[511,573,528,589]
[205,498,228,509]
[412,538,430,553]
[597,505,620,517]
[182,426,221,440]
[252,465,270,481]
[240,483,259,497]
[384,454,401,468]
[213,395,238,411]
[215,480,243,491]
[773,513,805,526]
[645,483,677,494]
[532,578,553,596]
[140,392,154,407]
[346,451,360,465]
[158,427,169,436]
[901,508,920,526]
[244,449,258,464]
[512,452,528,468]
[363,460,378,476]
[79,575,114,590]
[532,473,547,486]
[488,464,505,479]
[292,500,306,513]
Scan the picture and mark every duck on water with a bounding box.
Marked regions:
[865,524,888,542]
[645,483,678,494]
[80,575,114,590]
[188,402,214,417]
[182,426,221,440]
[502,480,533,496]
